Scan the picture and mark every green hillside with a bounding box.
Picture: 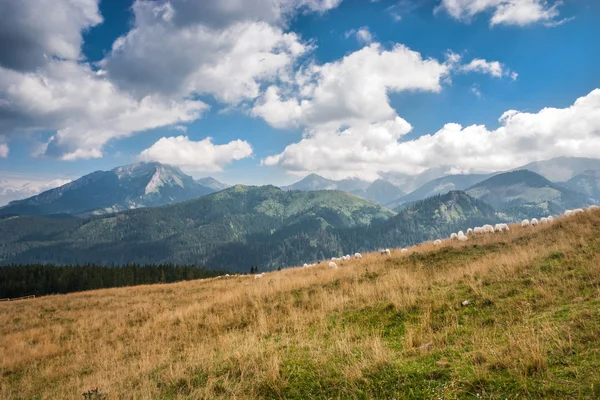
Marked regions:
[0,186,393,270]
[466,170,592,212]
[0,188,501,271]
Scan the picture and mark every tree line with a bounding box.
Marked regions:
[0,263,227,299]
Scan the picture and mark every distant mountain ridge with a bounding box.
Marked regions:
[196,177,230,191]
[0,162,226,216]
[562,170,600,201]
[465,170,593,212]
[281,173,372,193]
[513,157,600,182]
[386,173,495,210]
[281,174,404,205]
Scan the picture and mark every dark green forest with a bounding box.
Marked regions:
[1,188,498,273]
[0,264,226,298]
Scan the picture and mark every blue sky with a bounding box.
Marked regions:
[1,0,600,204]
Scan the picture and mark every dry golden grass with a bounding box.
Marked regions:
[1,211,600,399]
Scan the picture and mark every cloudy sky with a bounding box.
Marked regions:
[1,0,599,204]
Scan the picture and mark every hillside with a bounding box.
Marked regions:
[0,185,393,270]
[563,169,600,201]
[0,189,498,270]
[0,162,221,216]
[466,170,592,212]
[386,173,494,209]
[336,191,497,252]
[2,209,599,399]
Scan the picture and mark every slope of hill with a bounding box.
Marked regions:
[514,156,600,181]
[562,169,600,201]
[343,190,497,251]
[386,173,494,209]
[465,170,592,212]
[2,209,599,399]
[0,162,217,216]
[0,186,394,269]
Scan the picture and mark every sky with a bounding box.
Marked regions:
[1,0,600,205]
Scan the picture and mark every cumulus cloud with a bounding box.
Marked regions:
[139,135,253,172]
[98,0,331,103]
[437,0,566,27]
[0,0,102,71]
[263,89,600,180]
[0,60,208,160]
[0,0,342,161]
[252,43,451,129]
[0,175,72,206]
[152,0,342,29]
[252,44,514,131]
[101,8,310,103]
[0,143,7,158]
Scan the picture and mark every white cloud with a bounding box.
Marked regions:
[471,84,482,97]
[0,143,7,158]
[437,0,566,27]
[139,135,253,172]
[262,117,414,180]
[460,58,507,78]
[252,44,514,131]
[148,0,341,29]
[0,0,102,71]
[0,175,72,206]
[345,27,374,44]
[0,60,208,160]
[101,11,310,103]
[172,125,188,133]
[253,43,451,129]
[98,0,343,104]
[0,0,342,162]
[262,89,600,180]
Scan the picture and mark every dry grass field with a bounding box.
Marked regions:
[1,210,600,399]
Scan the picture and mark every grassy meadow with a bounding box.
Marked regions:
[1,210,600,399]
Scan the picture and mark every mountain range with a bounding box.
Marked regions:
[385,172,495,210]
[282,174,405,205]
[282,157,600,208]
[0,162,227,217]
[1,156,600,271]
[0,187,499,270]
[465,170,593,211]
[0,186,393,270]
[514,157,600,182]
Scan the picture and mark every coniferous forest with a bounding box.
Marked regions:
[0,264,226,299]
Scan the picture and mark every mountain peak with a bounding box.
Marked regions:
[1,162,216,216]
